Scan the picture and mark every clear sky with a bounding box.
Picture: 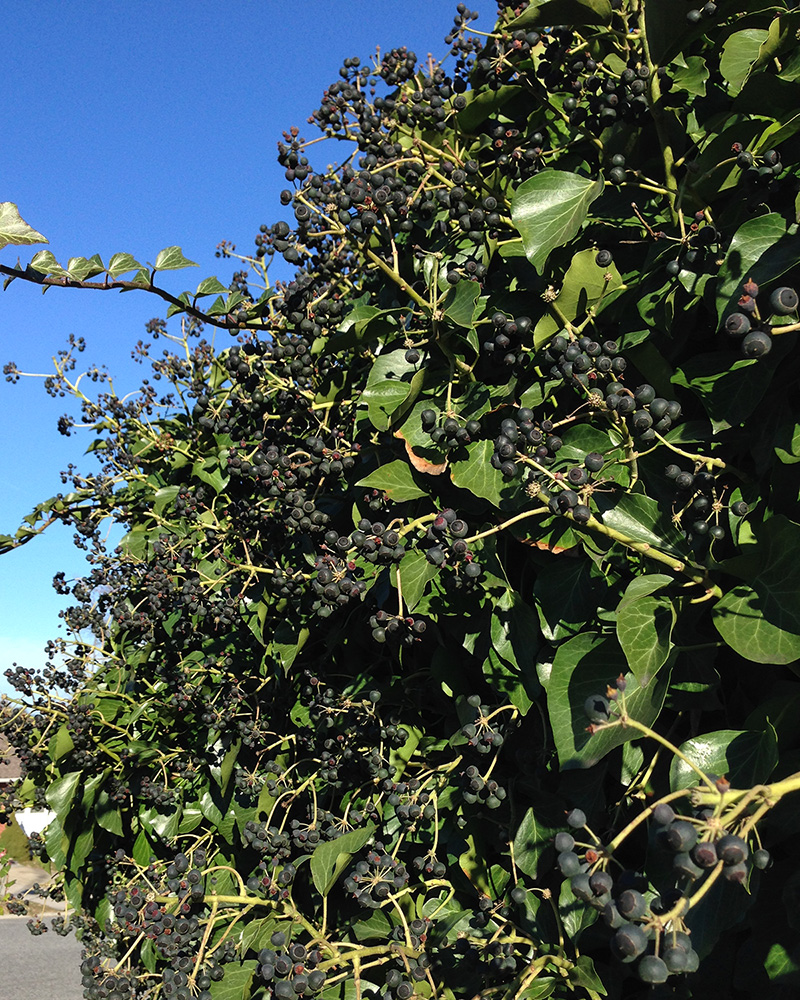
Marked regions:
[0,0,473,695]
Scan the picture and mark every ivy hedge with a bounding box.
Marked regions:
[2,1,800,998]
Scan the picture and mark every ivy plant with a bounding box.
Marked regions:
[2,1,800,998]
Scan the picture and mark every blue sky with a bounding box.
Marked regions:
[0,0,473,695]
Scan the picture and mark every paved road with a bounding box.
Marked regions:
[0,916,83,999]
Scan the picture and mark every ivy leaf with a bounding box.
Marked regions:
[208,961,257,1000]
[356,460,427,502]
[0,202,48,250]
[66,254,105,281]
[672,351,779,434]
[616,575,675,686]
[547,632,671,769]
[559,879,598,941]
[594,491,686,554]
[513,792,568,880]
[508,0,612,30]
[533,248,625,347]
[107,252,146,278]
[362,349,416,431]
[716,214,800,322]
[397,552,439,612]
[712,515,800,664]
[443,280,481,327]
[28,249,70,278]
[450,439,506,507]
[194,276,229,297]
[669,726,779,792]
[511,171,604,273]
[45,771,82,820]
[154,246,199,271]
[720,29,769,94]
[310,823,375,896]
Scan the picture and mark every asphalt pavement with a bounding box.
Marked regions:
[1,862,83,999]
[0,917,84,999]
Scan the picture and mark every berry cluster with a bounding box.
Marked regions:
[723,278,798,358]
[368,609,427,645]
[421,408,481,451]
[344,844,409,908]
[481,312,532,368]
[258,935,327,997]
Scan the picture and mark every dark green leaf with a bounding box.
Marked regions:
[547,633,671,768]
[713,515,800,664]
[397,551,440,612]
[362,349,416,431]
[508,0,612,30]
[208,961,257,1000]
[46,771,82,820]
[616,574,675,686]
[716,214,800,322]
[720,29,769,94]
[670,726,779,791]
[310,823,375,896]
[443,280,481,327]
[513,793,569,880]
[558,879,598,941]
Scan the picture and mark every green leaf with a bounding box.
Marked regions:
[750,13,800,78]
[107,252,146,278]
[195,276,229,297]
[362,349,416,431]
[672,351,775,434]
[716,214,800,322]
[558,879,598,941]
[533,248,625,347]
[547,633,671,768]
[356,460,428,501]
[712,515,800,664]
[46,771,82,820]
[511,171,604,273]
[513,793,570,880]
[670,54,709,97]
[239,916,280,956]
[443,280,481,327]
[669,726,779,792]
[310,823,375,896]
[0,202,48,250]
[595,491,686,554]
[154,246,198,271]
[396,551,440,612]
[208,961,257,1000]
[508,0,612,30]
[66,254,105,281]
[485,589,541,711]
[643,0,694,64]
[720,29,769,94]
[28,249,69,278]
[765,942,800,982]
[456,84,518,132]
[534,559,599,643]
[95,797,124,837]
[616,574,675,686]
[450,439,506,507]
